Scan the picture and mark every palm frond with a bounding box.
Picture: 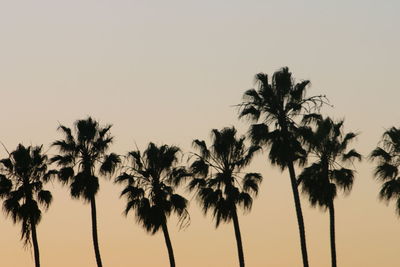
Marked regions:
[248,123,269,146]
[100,153,120,175]
[374,163,398,180]
[379,179,400,201]
[370,147,392,161]
[57,167,74,184]
[189,159,209,177]
[192,140,210,159]
[342,149,362,162]
[0,175,12,196]
[242,173,262,196]
[37,190,52,209]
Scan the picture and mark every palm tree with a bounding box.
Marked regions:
[0,144,53,267]
[188,126,262,267]
[51,117,120,267]
[370,127,400,216]
[298,115,361,267]
[115,143,190,267]
[238,67,326,267]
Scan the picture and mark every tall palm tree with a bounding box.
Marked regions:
[0,144,53,267]
[115,143,190,267]
[238,67,325,267]
[370,127,400,216]
[188,126,262,267]
[51,117,120,267]
[298,115,361,267]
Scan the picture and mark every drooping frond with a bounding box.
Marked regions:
[374,163,398,180]
[37,190,53,209]
[192,140,210,159]
[370,147,392,162]
[242,173,262,196]
[379,179,400,202]
[100,153,121,175]
[70,172,99,201]
[51,140,76,154]
[330,168,354,193]
[115,172,135,184]
[57,167,74,184]
[0,175,12,196]
[167,167,191,186]
[342,149,362,162]
[190,158,209,177]
[50,154,75,166]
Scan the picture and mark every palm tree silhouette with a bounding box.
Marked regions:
[51,117,120,267]
[0,144,54,267]
[115,143,190,267]
[298,115,361,267]
[370,127,400,217]
[188,126,262,267]
[238,67,325,267]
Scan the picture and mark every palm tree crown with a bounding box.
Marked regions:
[189,126,262,226]
[116,142,189,234]
[371,127,400,214]
[1,144,53,245]
[0,144,53,267]
[116,142,189,267]
[51,117,120,201]
[239,67,325,168]
[299,115,361,208]
[188,126,262,267]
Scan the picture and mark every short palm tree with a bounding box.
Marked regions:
[115,143,190,267]
[0,144,53,267]
[51,117,120,267]
[298,115,361,267]
[188,126,262,267]
[371,127,400,216]
[238,67,325,267]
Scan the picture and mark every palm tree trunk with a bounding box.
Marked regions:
[161,221,176,267]
[288,162,309,267]
[90,197,103,267]
[232,208,245,267]
[329,201,337,267]
[31,219,40,267]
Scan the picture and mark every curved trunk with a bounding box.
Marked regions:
[288,162,309,267]
[161,221,176,267]
[232,208,245,267]
[90,197,103,267]
[329,201,337,267]
[31,219,40,267]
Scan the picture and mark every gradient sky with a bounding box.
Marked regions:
[1,1,400,266]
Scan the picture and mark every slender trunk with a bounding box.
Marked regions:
[329,201,337,267]
[232,208,245,267]
[161,221,176,267]
[90,197,103,267]
[288,162,309,267]
[31,219,40,267]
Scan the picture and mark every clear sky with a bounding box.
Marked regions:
[0,0,400,266]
